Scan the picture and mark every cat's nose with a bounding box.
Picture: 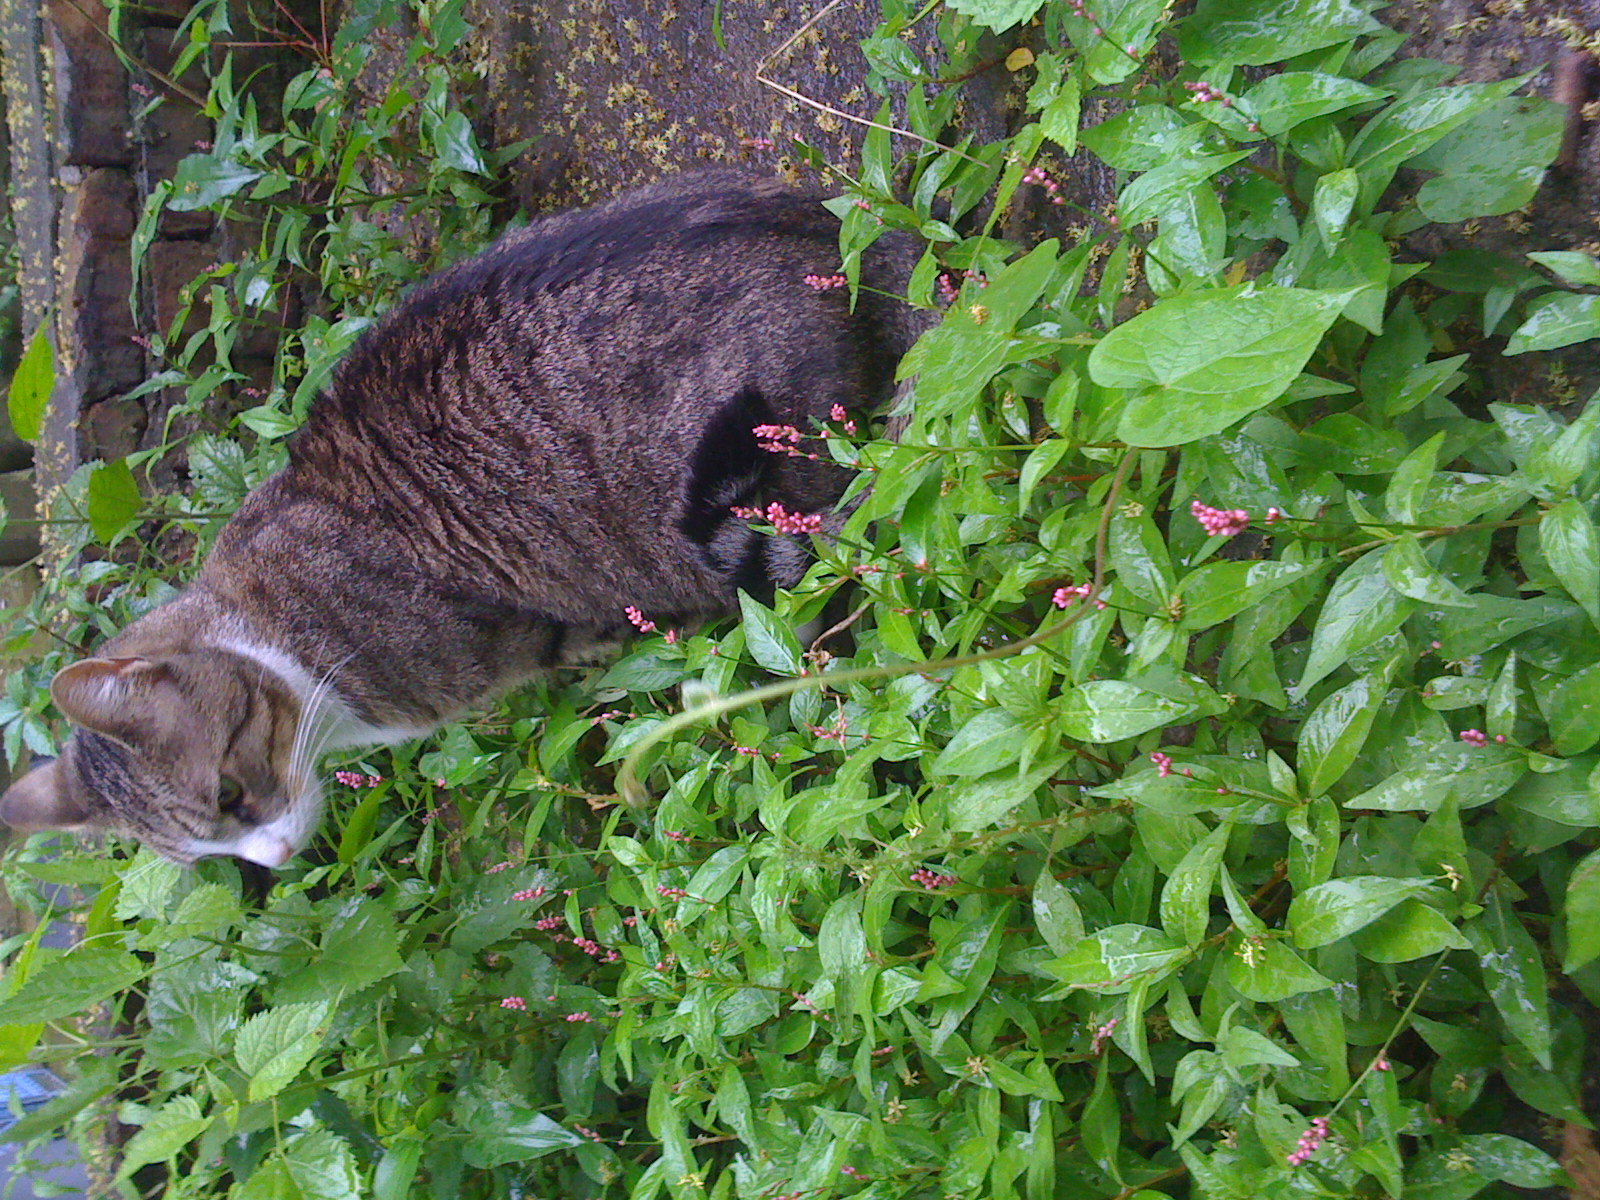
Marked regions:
[232,829,296,868]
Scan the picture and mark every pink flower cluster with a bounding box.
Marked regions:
[1052,583,1105,610]
[1066,0,1104,35]
[1191,499,1251,538]
[911,867,958,890]
[739,136,775,150]
[513,886,547,901]
[1022,165,1065,205]
[534,915,564,930]
[1459,729,1506,747]
[1183,79,1232,107]
[1091,1016,1119,1054]
[936,269,989,304]
[624,605,656,633]
[753,422,807,456]
[1286,1116,1330,1167]
[485,861,514,874]
[500,996,527,1011]
[732,501,823,536]
[829,403,858,435]
[1150,751,1173,777]
[333,771,383,788]
[804,273,848,290]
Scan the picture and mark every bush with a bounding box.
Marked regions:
[2,0,1596,1197]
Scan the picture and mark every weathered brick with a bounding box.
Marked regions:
[146,239,217,343]
[45,0,133,167]
[58,169,142,403]
[81,395,150,463]
[0,471,39,565]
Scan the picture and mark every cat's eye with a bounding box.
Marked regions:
[217,776,252,823]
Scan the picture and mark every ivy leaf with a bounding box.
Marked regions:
[1288,876,1436,948]
[1093,285,1355,447]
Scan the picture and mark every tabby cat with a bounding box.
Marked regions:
[0,170,927,867]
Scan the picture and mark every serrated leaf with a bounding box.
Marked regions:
[0,946,147,1026]
[1094,285,1355,447]
[940,0,1045,32]
[235,1000,330,1102]
[238,1129,362,1200]
[117,1095,210,1179]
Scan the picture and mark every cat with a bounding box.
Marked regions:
[0,170,929,867]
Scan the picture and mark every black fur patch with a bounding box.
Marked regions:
[680,388,771,547]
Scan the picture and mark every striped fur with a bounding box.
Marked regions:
[0,170,930,866]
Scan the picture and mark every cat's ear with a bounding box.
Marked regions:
[0,760,89,832]
[50,657,169,741]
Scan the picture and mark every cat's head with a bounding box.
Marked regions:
[0,651,321,867]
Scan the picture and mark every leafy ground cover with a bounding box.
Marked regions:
[2,0,1599,1196]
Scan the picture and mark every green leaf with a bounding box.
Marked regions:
[1344,742,1524,812]
[1528,250,1600,287]
[1032,868,1085,956]
[117,1095,210,1180]
[1288,876,1436,948]
[1081,105,1203,171]
[0,946,147,1026]
[1313,168,1359,245]
[940,0,1045,32]
[945,760,1059,832]
[1350,899,1470,962]
[1244,73,1391,139]
[432,110,487,175]
[1042,925,1188,993]
[1507,290,1600,355]
[168,154,265,211]
[898,241,1059,419]
[1094,285,1355,447]
[1465,894,1552,1069]
[1295,549,1416,697]
[87,458,143,544]
[1547,663,1600,756]
[932,709,1030,776]
[238,1129,363,1200]
[1540,499,1600,627]
[7,324,52,443]
[235,1000,330,1102]
[1348,80,1519,206]
[737,591,802,675]
[1158,822,1228,946]
[1453,1134,1564,1188]
[1226,938,1334,1002]
[1179,0,1382,65]
[1059,680,1202,742]
[1178,559,1327,630]
[1299,670,1387,796]
[1117,151,1250,226]
[1413,97,1564,222]
[1564,846,1600,972]
[1381,536,1474,607]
